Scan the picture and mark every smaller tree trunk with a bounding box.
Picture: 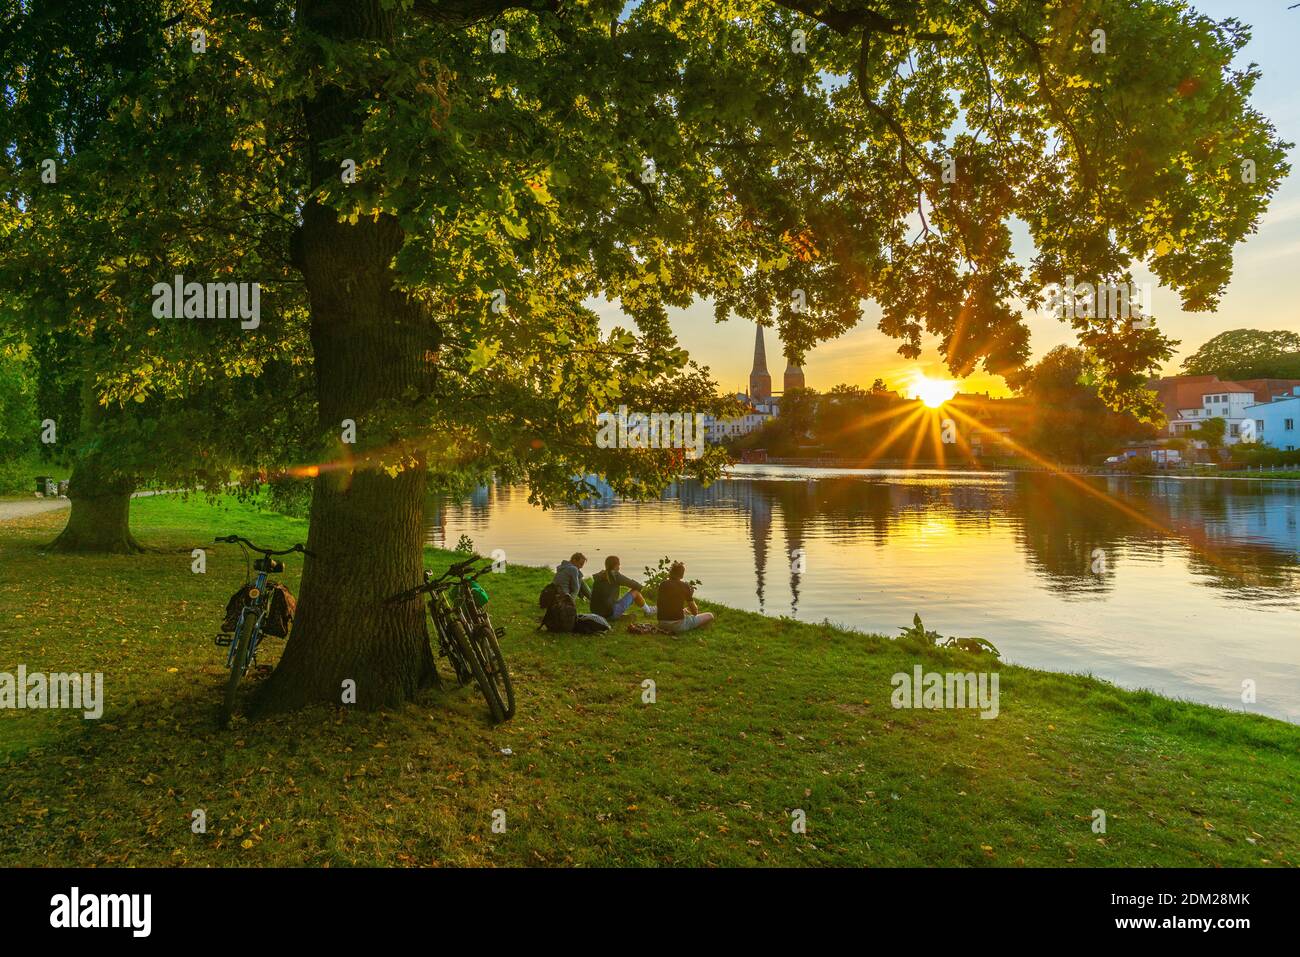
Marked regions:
[50,456,142,554]
[50,374,143,554]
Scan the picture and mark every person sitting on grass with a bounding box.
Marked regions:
[553,552,591,604]
[655,561,714,635]
[590,555,655,622]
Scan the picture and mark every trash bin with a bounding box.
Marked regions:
[35,475,50,496]
[44,477,58,497]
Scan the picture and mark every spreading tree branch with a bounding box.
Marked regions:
[409,0,561,25]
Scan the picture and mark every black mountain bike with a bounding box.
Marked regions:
[387,556,514,723]
[212,534,313,725]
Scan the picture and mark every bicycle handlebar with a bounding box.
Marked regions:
[384,557,493,604]
[214,535,316,558]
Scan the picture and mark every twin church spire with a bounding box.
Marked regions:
[749,324,804,401]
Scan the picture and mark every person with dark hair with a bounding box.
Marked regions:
[655,561,714,635]
[552,552,591,603]
[590,555,655,622]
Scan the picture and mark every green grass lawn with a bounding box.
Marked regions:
[1,494,1295,867]
[1217,469,1300,480]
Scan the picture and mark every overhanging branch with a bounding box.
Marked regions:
[409,0,561,25]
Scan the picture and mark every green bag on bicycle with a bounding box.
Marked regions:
[469,580,490,608]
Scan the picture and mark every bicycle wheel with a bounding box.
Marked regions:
[449,618,505,724]
[221,615,257,725]
[476,620,515,721]
[433,605,472,685]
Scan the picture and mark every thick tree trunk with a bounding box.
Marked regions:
[49,456,142,554]
[260,467,436,711]
[50,377,142,554]
[260,0,438,712]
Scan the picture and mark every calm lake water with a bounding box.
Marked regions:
[427,465,1300,722]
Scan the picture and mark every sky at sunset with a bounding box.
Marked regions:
[592,0,1300,400]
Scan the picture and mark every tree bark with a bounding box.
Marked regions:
[50,377,143,554]
[260,466,437,711]
[49,455,142,553]
[259,0,438,712]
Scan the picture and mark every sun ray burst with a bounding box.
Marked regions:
[908,374,959,409]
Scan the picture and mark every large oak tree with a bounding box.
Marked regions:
[1,0,1288,711]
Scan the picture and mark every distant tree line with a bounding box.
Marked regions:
[1006,347,1158,464]
[731,384,927,460]
[732,347,1156,465]
[1181,329,1300,381]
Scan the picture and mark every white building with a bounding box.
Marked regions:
[1243,387,1300,451]
[1167,382,1257,445]
[704,393,774,444]
[704,324,801,446]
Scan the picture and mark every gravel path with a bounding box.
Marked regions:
[0,498,71,522]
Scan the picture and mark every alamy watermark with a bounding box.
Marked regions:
[1042,276,1151,326]
[0,666,103,719]
[596,407,705,460]
[50,887,150,937]
[891,665,999,719]
[151,274,261,329]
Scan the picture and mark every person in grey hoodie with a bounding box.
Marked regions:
[553,552,591,603]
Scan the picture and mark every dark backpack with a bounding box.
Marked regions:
[222,582,297,638]
[573,613,611,635]
[538,581,558,610]
[540,590,577,633]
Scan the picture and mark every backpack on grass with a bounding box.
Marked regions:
[538,581,558,610]
[540,590,577,633]
[572,613,610,635]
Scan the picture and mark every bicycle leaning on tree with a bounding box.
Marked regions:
[386,556,514,724]
[212,534,313,725]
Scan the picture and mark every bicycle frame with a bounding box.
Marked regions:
[385,556,512,722]
[213,534,312,726]
[228,568,271,670]
[456,579,492,633]
[417,566,491,682]
[426,582,472,675]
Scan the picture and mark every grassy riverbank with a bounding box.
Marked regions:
[1217,469,1300,480]
[1,494,1296,867]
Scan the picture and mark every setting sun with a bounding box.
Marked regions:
[909,374,959,408]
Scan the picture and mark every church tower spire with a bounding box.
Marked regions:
[783,359,805,393]
[749,325,772,401]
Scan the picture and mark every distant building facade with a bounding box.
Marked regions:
[707,325,809,445]
[1244,386,1300,451]
[1238,378,1300,403]
[1146,374,1294,446]
[703,396,774,443]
